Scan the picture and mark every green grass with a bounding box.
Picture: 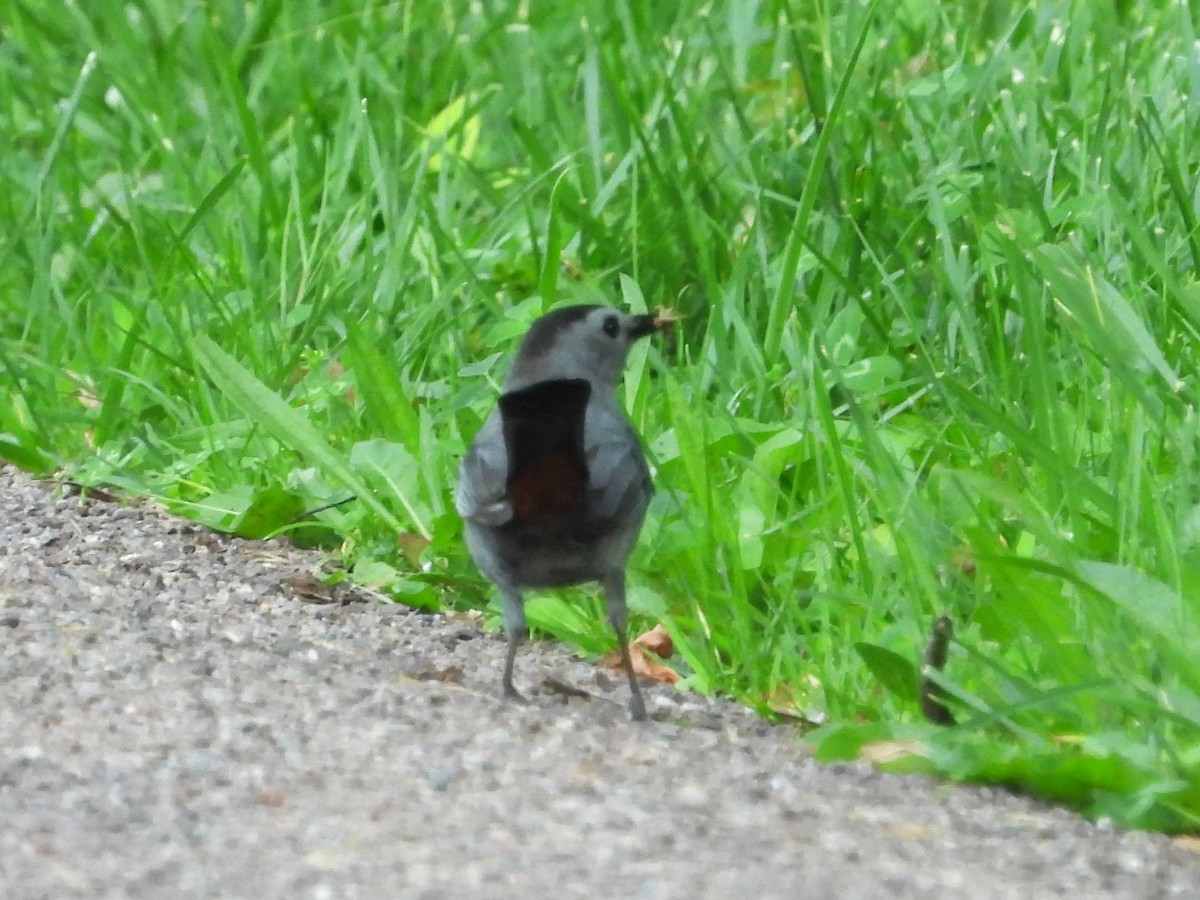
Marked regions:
[4,0,1200,832]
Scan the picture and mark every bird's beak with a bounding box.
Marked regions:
[628,314,659,339]
[629,308,681,339]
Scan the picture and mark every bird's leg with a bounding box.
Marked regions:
[603,573,647,721]
[501,587,528,702]
[615,631,647,722]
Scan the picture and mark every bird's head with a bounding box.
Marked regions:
[505,305,676,391]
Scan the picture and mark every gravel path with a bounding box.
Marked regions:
[1,465,1197,899]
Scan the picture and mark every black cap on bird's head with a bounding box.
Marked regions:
[504,305,676,392]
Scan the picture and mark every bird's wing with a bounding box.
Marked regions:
[498,379,591,524]
[455,412,513,526]
[458,386,650,536]
[580,402,653,533]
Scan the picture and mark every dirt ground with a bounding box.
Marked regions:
[1,465,1196,899]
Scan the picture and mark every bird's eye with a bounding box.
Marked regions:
[602,315,620,338]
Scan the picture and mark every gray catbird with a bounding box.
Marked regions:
[455,304,673,721]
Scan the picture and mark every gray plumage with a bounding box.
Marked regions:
[455,305,664,721]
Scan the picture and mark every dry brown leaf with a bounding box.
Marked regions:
[255,788,286,807]
[444,608,485,626]
[887,822,937,841]
[285,572,336,604]
[632,623,674,658]
[285,364,309,387]
[602,626,681,685]
[858,740,925,765]
[328,358,355,405]
[396,531,430,566]
[560,257,583,280]
[68,370,101,410]
[625,650,681,684]
[413,663,464,684]
[948,544,976,579]
[1172,835,1200,854]
[540,677,593,699]
[1051,733,1085,746]
[757,680,825,726]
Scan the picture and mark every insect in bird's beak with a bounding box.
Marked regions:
[652,307,683,329]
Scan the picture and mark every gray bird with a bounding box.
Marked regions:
[455,304,672,721]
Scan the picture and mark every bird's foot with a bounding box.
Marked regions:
[502,681,528,704]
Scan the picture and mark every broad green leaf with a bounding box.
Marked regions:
[191,336,404,533]
[1076,561,1199,686]
[349,439,431,540]
[232,483,306,539]
[1032,243,1181,396]
[807,721,896,763]
[855,642,920,705]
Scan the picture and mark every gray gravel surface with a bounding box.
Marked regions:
[1,465,1197,899]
